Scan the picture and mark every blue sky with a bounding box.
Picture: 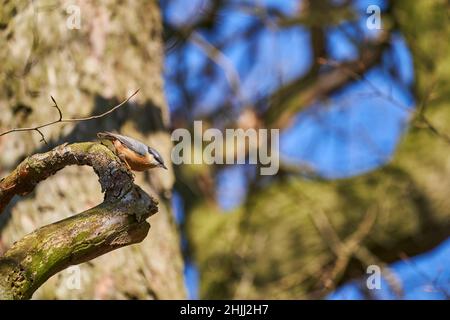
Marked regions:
[162,0,449,299]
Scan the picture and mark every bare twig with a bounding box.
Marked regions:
[50,96,63,121]
[399,252,450,299]
[318,57,412,113]
[263,34,389,128]
[321,58,450,146]
[34,128,48,145]
[412,82,450,145]
[190,32,244,107]
[417,81,437,116]
[417,116,450,145]
[297,183,403,297]
[0,89,140,141]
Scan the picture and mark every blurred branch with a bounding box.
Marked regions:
[0,89,140,144]
[321,61,450,146]
[163,0,226,52]
[190,32,244,106]
[0,142,158,299]
[311,207,401,296]
[300,184,403,297]
[263,32,390,129]
[413,81,450,145]
[399,252,450,298]
[415,116,450,145]
[233,1,354,28]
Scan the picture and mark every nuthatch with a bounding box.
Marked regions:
[97,132,167,171]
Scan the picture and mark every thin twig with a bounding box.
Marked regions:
[190,32,245,107]
[319,57,412,113]
[35,128,48,145]
[417,81,437,116]
[412,82,450,145]
[50,96,62,121]
[321,58,450,146]
[399,252,450,299]
[417,116,450,145]
[0,89,140,141]
[297,183,403,297]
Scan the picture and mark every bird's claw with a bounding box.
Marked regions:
[117,154,135,178]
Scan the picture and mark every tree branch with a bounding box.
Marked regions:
[0,89,140,142]
[0,142,158,299]
[264,33,390,129]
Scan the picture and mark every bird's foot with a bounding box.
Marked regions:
[118,154,135,178]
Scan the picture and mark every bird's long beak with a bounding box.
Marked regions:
[160,163,168,170]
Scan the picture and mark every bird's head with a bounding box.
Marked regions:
[147,146,167,169]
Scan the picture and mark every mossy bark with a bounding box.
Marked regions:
[0,142,158,299]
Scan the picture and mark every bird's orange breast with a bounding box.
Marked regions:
[113,140,154,171]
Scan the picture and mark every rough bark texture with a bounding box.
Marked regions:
[0,142,158,299]
[1,143,135,212]
[0,1,185,299]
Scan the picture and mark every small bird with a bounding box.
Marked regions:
[97,132,167,171]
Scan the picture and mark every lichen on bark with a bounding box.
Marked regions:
[0,142,158,299]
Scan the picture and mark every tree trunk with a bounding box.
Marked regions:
[0,1,185,299]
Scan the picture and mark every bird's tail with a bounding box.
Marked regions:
[97,131,116,141]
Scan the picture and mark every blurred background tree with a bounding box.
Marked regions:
[162,0,450,299]
[0,0,449,299]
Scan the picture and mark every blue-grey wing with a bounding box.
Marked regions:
[105,132,148,156]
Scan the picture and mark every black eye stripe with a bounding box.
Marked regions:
[148,147,164,164]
